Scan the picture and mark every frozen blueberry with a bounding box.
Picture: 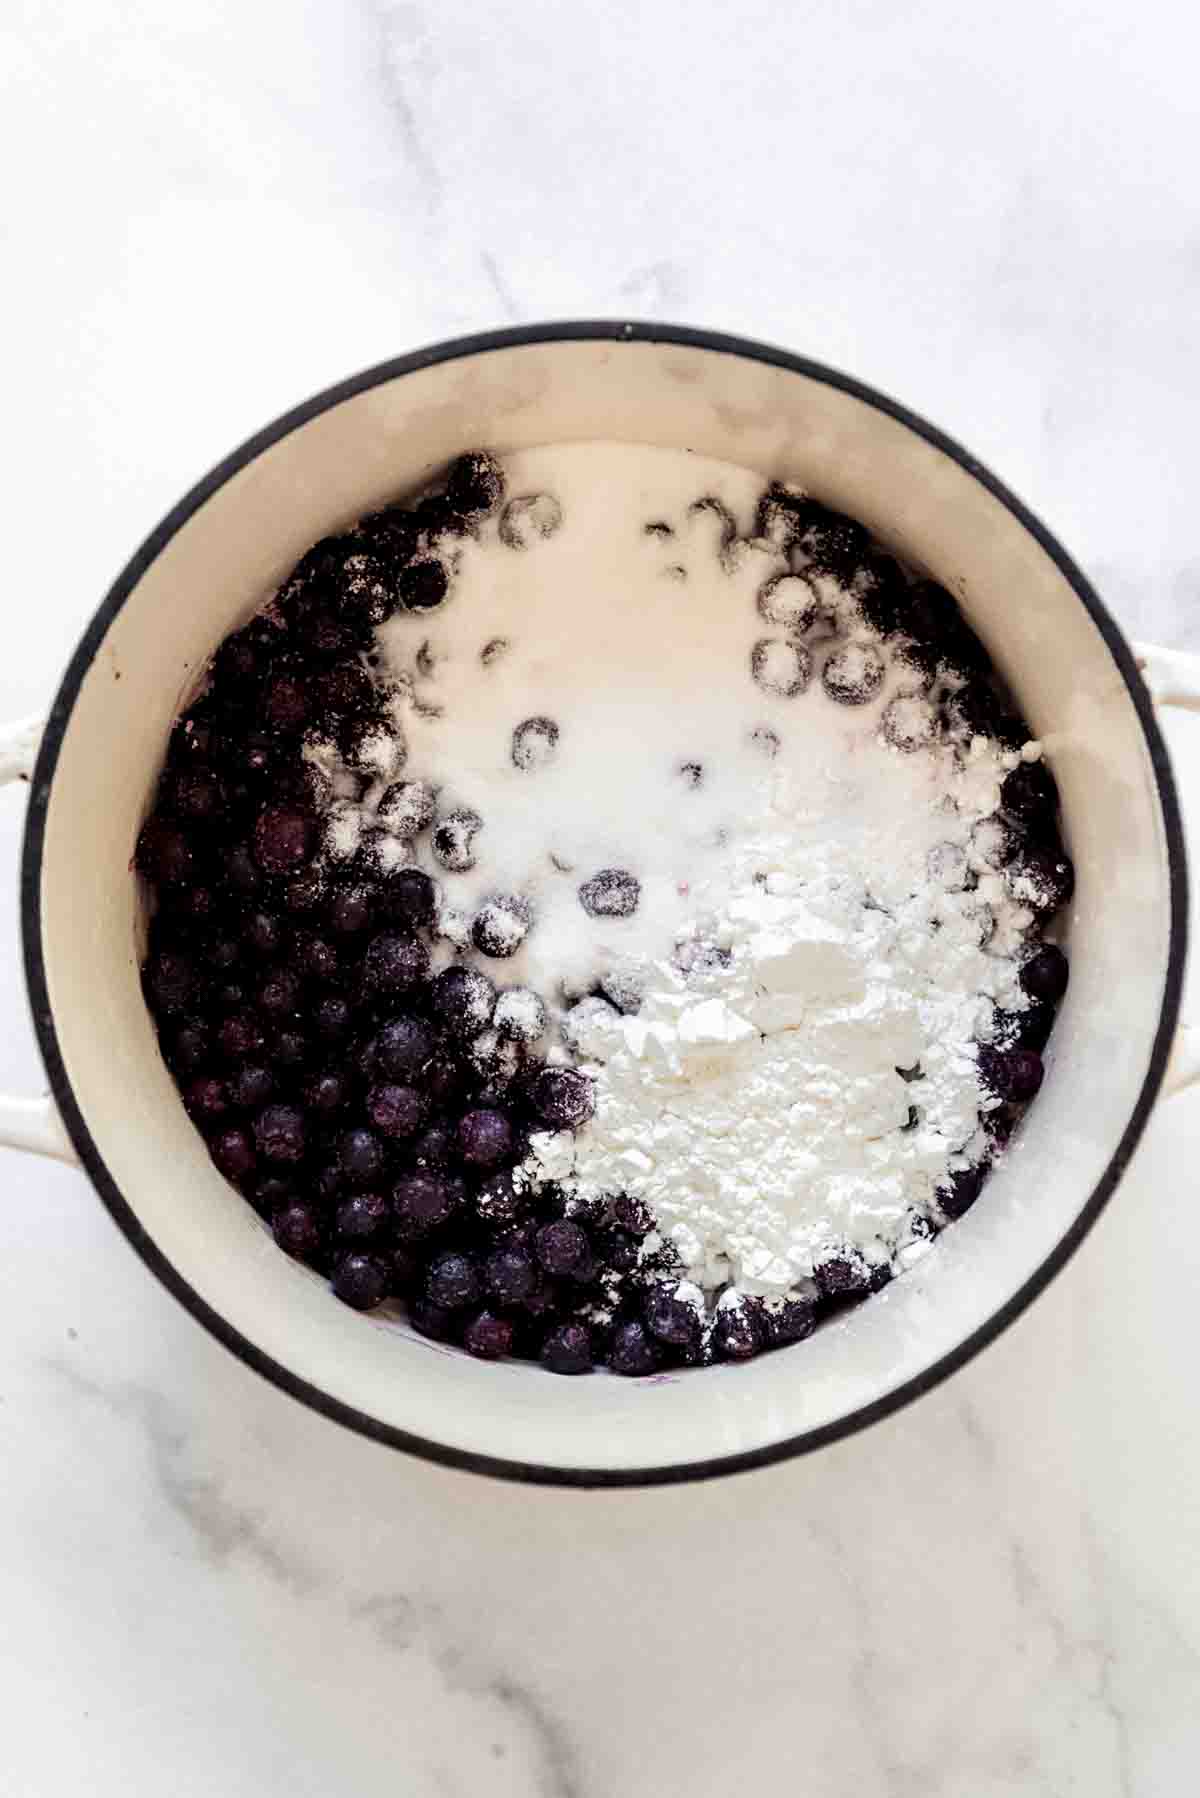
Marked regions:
[598,962,645,1016]
[492,986,547,1044]
[170,1022,210,1075]
[939,1165,987,1219]
[530,1066,595,1129]
[467,1027,522,1096]
[362,931,429,995]
[329,885,374,937]
[609,1193,653,1235]
[748,724,780,758]
[253,804,316,876]
[229,1064,275,1110]
[977,1045,1045,1102]
[535,1219,592,1280]
[409,1298,459,1341]
[217,1009,266,1061]
[332,1254,388,1311]
[644,1289,701,1353]
[761,1286,818,1345]
[414,492,468,540]
[426,1250,481,1310]
[367,1082,425,1139]
[184,1076,228,1123]
[393,1171,461,1238]
[1000,760,1059,826]
[258,968,301,1017]
[712,1296,764,1362]
[335,1191,389,1241]
[374,1013,434,1079]
[608,1319,660,1376]
[751,638,812,698]
[429,965,495,1037]
[387,1246,419,1295]
[358,505,419,565]
[677,760,704,789]
[136,817,195,887]
[463,1310,514,1360]
[499,492,563,549]
[303,1070,349,1115]
[755,482,815,547]
[1005,846,1074,916]
[209,1125,257,1184]
[814,1253,872,1300]
[339,1126,386,1185]
[881,690,937,752]
[1020,944,1069,1004]
[485,1246,537,1305]
[262,673,310,735]
[457,1107,514,1167]
[511,716,560,771]
[821,640,885,705]
[380,867,437,928]
[282,869,323,912]
[797,505,869,579]
[541,1321,593,1375]
[253,1104,306,1163]
[856,554,913,638]
[313,994,352,1040]
[377,779,437,839]
[272,1028,308,1069]
[398,559,449,612]
[412,1123,454,1169]
[908,581,989,675]
[447,450,505,514]
[144,949,194,1015]
[578,869,640,919]
[472,895,532,958]
[431,807,482,872]
[273,1201,322,1262]
[757,572,817,633]
[167,765,223,821]
[475,1169,525,1225]
[242,909,283,958]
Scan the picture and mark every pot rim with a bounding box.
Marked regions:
[20,320,1189,1488]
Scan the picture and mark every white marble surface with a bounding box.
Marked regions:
[3,2,1200,1792]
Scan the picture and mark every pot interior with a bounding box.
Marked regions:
[32,334,1178,1476]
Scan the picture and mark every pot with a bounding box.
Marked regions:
[2,323,1195,1485]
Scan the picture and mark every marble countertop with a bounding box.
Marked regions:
[3,2,1199,1792]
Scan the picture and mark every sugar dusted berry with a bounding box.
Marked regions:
[578,869,640,919]
[429,965,495,1037]
[431,807,482,872]
[457,1107,514,1167]
[511,716,559,771]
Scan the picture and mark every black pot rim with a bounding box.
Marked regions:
[21,320,1189,1489]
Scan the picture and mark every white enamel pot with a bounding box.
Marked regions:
[3,324,1196,1486]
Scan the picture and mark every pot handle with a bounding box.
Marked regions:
[1137,642,1200,1099]
[0,713,78,1164]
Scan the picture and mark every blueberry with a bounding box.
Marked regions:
[388,1246,420,1295]
[329,885,374,936]
[409,1297,459,1341]
[475,1169,525,1225]
[217,1009,266,1061]
[313,994,352,1039]
[184,1076,228,1123]
[367,1083,425,1138]
[273,1201,322,1261]
[312,1164,344,1204]
[362,930,429,995]
[939,1165,987,1219]
[480,637,510,666]
[426,1250,481,1310]
[282,871,323,913]
[492,986,547,1044]
[530,1067,594,1129]
[374,1013,435,1078]
[457,1107,514,1166]
[209,1125,257,1184]
[856,555,913,638]
[262,673,310,734]
[447,451,505,514]
[380,867,437,929]
[358,506,419,565]
[597,963,644,1015]
[431,807,482,873]
[797,505,869,579]
[253,804,316,876]
[541,1321,593,1375]
[498,493,563,549]
[229,1064,275,1110]
[136,817,195,887]
[272,1028,309,1069]
[751,638,812,698]
[252,1175,294,1218]
[398,559,449,612]
[757,572,817,633]
[429,966,495,1037]
[1001,760,1059,826]
[242,909,282,959]
[144,949,194,1015]
[377,779,437,839]
[609,1194,653,1235]
[713,1296,764,1362]
[977,1045,1044,1102]
[821,640,885,705]
[167,765,223,821]
[754,483,816,547]
[463,1310,514,1359]
[908,581,989,675]
[413,1123,455,1169]
[303,1070,349,1114]
[578,869,640,919]
[485,1246,537,1304]
[335,1191,389,1241]
[534,1219,592,1280]
[1020,944,1069,1004]
[761,1287,817,1345]
[254,1103,306,1163]
[677,760,704,789]
[644,1290,701,1353]
[312,661,374,716]
[472,895,532,958]
[258,968,301,1016]
[339,1127,386,1185]
[814,1254,872,1300]
[881,690,937,752]
[748,725,780,759]
[394,1171,461,1237]
[332,1254,388,1311]
[608,1319,660,1376]
[170,1022,210,1075]
[1005,847,1074,916]
[414,492,468,540]
[511,716,559,771]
